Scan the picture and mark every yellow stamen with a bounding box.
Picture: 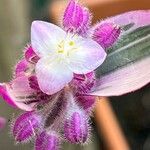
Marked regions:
[57,49,64,53]
[69,41,74,46]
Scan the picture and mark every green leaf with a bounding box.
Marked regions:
[96,25,150,77]
[91,11,150,96]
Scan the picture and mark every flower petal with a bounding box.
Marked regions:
[31,21,66,57]
[35,57,73,95]
[68,37,107,74]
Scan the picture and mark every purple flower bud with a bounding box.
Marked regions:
[25,45,39,63]
[15,59,28,77]
[76,95,95,113]
[35,131,61,150]
[12,111,42,142]
[72,72,95,94]
[63,0,91,35]
[64,111,90,144]
[92,22,121,49]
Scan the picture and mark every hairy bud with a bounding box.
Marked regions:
[63,0,91,35]
[92,22,121,48]
[64,110,90,144]
[12,111,42,142]
[72,72,95,94]
[35,131,61,150]
[76,95,95,113]
[15,59,28,77]
[25,45,39,63]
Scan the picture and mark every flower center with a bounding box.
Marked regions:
[56,36,77,57]
[57,41,65,54]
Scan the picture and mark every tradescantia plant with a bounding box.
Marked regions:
[0,0,150,149]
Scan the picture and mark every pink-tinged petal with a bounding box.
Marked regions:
[101,10,150,32]
[63,0,91,35]
[91,57,150,96]
[15,59,28,77]
[24,45,39,63]
[0,117,6,130]
[92,23,121,49]
[31,21,66,57]
[35,57,73,95]
[0,76,38,111]
[69,37,107,74]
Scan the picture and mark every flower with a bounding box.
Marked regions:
[31,21,106,95]
[1,0,150,150]
[0,0,128,148]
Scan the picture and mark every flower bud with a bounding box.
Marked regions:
[35,131,61,150]
[63,0,91,35]
[25,45,39,63]
[72,72,95,94]
[64,111,90,144]
[92,22,121,48]
[12,111,42,142]
[76,95,95,113]
[15,59,28,77]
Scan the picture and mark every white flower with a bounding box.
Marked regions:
[31,21,106,95]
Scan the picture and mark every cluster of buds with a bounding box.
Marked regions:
[0,0,121,149]
[10,46,95,148]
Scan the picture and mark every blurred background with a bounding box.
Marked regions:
[0,0,150,149]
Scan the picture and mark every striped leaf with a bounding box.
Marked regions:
[91,10,150,96]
